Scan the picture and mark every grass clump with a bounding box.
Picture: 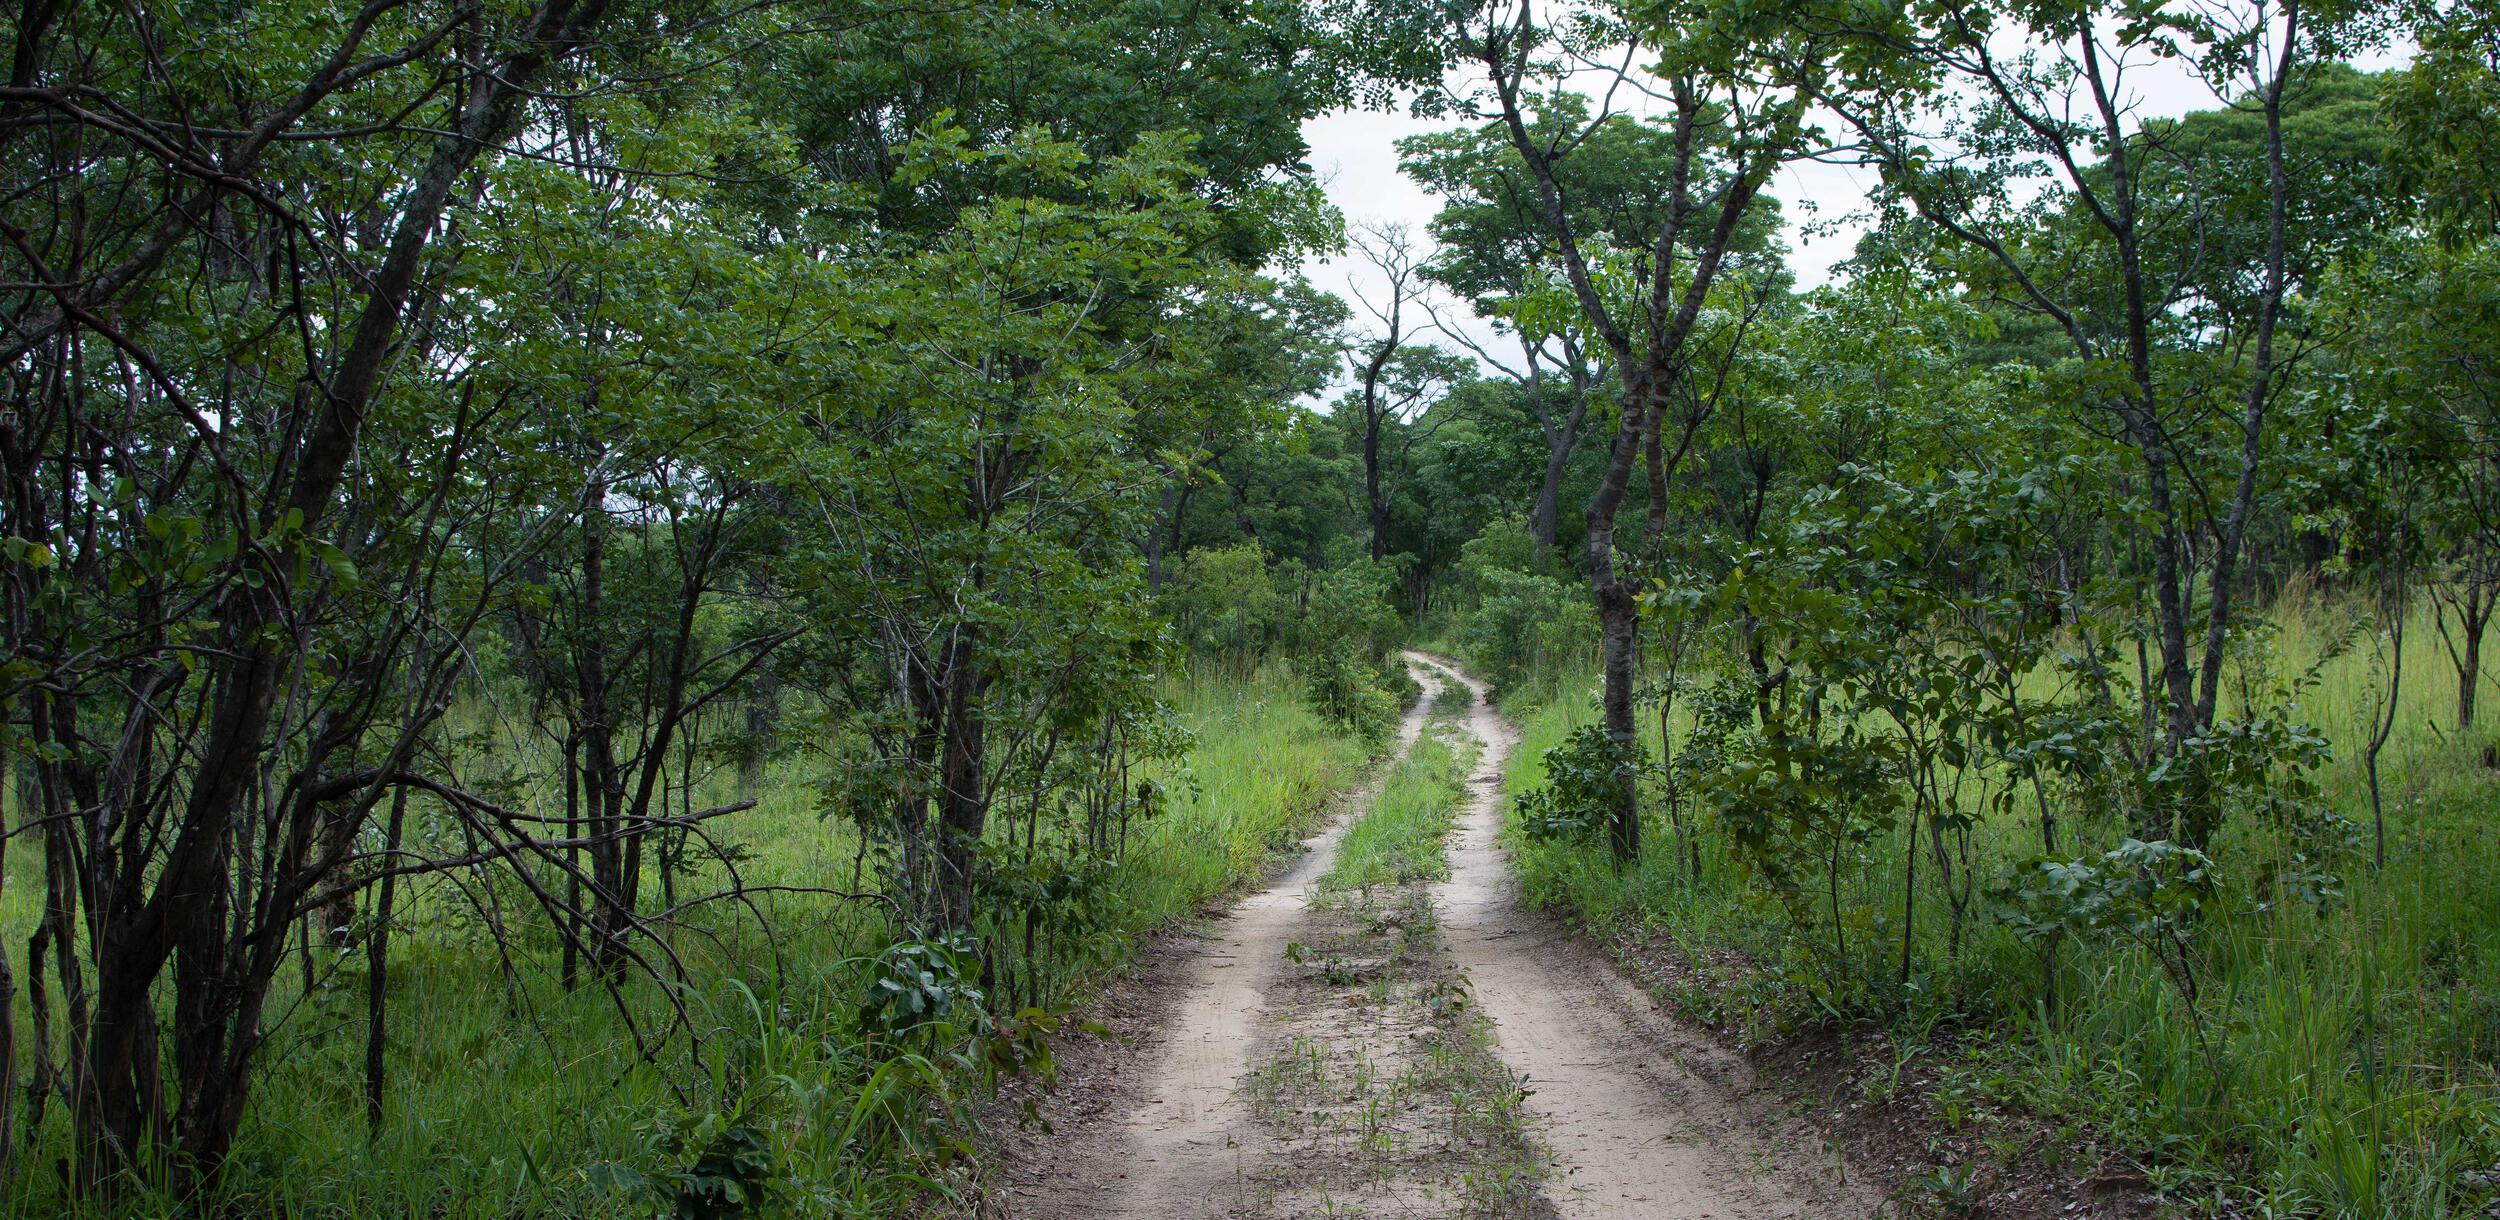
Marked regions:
[1322,731,1474,895]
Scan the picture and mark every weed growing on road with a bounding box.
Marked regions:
[1240,876,1553,1218]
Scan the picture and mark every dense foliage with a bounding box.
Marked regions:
[2,0,2496,1212]
[1429,0,2500,1214]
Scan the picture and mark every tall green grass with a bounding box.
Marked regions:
[1321,731,1473,895]
[0,665,1371,1217]
[1497,599,2500,1218]
[1108,669,1374,920]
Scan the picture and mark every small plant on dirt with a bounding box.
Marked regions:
[1318,955,1367,986]
[1861,1039,1921,1106]
[1910,1159,1983,1217]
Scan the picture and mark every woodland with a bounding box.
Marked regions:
[0,0,2496,1214]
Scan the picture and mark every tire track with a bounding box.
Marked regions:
[1002,672,1444,1218]
[1416,652,1880,1219]
[1004,658,1880,1219]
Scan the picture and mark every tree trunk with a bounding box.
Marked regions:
[1364,397,1391,562]
[365,786,409,1137]
[740,670,780,795]
[576,491,632,977]
[1530,436,1569,550]
[1586,374,1652,864]
[2462,611,2484,731]
[561,731,583,991]
[2448,581,2491,731]
[2368,580,2406,870]
[933,627,990,932]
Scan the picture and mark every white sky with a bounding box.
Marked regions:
[1297,35,2414,383]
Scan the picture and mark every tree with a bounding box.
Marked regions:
[786,128,1309,932]
[1143,277,1347,589]
[0,0,638,1180]
[1339,225,1472,561]
[1801,0,2362,846]
[2323,240,2500,730]
[1401,90,1793,553]
[1437,0,1841,861]
[0,0,1437,1193]
[2383,0,2500,241]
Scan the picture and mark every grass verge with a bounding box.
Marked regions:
[2,665,1373,1218]
[1485,596,2500,1218]
[1321,728,1474,896]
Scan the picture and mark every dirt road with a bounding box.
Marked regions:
[1421,654,1877,1219]
[993,658,1878,1219]
[1063,671,1442,1216]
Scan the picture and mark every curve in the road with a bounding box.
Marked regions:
[1416,652,1878,1220]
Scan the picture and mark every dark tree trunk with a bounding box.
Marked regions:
[933,627,990,932]
[2438,563,2494,731]
[576,490,632,976]
[1362,363,1393,562]
[740,669,780,795]
[1530,435,1569,550]
[2462,614,2485,731]
[1589,396,1648,864]
[2368,573,2408,870]
[364,786,409,1137]
[561,732,584,991]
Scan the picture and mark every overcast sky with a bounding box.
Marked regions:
[1295,36,2413,387]
[1298,96,1881,373]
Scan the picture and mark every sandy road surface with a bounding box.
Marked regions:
[996,658,1877,1219]
[997,673,1443,1218]
[1418,653,1878,1220]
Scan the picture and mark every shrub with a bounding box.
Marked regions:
[1514,723,1645,842]
[1297,646,1401,744]
[1447,517,1590,700]
[1166,542,1291,671]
